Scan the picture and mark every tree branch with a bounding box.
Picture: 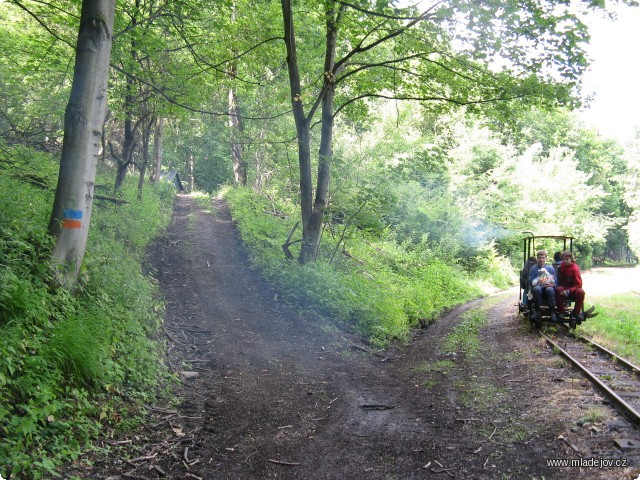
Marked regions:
[340,0,443,21]
[334,4,440,72]
[9,0,75,49]
[109,63,294,121]
[332,91,527,118]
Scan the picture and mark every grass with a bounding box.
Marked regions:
[578,408,607,425]
[440,310,488,357]
[459,380,509,412]
[578,293,640,365]
[412,359,456,374]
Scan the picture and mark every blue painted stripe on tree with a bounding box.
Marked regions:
[63,209,83,220]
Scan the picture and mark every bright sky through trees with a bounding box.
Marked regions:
[580,5,640,144]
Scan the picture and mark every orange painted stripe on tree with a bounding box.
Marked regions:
[62,208,83,228]
[62,219,82,229]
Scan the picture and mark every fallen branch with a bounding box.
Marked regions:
[145,406,178,414]
[181,328,210,334]
[430,467,455,478]
[558,434,580,454]
[95,194,128,205]
[151,465,166,476]
[360,404,395,410]
[162,326,187,345]
[129,454,158,463]
[268,459,302,466]
[244,451,258,465]
[487,422,497,440]
[104,439,132,445]
[349,343,369,353]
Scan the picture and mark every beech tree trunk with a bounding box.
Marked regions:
[228,2,247,186]
[48,0,116,289]
[229,85,247,186]
[186,148,194,192]
[149,117,164,184]
[114,77,136,190]
[137,116,155,199]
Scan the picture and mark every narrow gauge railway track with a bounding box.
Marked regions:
[539,328,640,427]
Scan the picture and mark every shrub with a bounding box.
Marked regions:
[225,187,484,347]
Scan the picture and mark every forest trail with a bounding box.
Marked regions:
[77,194,638,480]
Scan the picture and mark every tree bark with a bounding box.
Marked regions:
[114,77,136,190]
[186,148,194,192]
[282,0,341,263]
[229,85,247,186]
[149,117,164,184]
[137,116,155,199]
[48,0,116,288]
[281,0,313,263]
[228,1,247,186]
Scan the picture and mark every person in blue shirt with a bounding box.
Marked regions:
[529,250,557,322]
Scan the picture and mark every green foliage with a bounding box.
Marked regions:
[0,145,173,479]
[161,117,233,193]
[502,108,633,263]
[44,312,109,386]
[446,120,618,267]
[624,134,640,260]
[225,186,483,347]
[0,4,76,147]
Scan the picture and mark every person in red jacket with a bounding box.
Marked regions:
[555,250,586,322]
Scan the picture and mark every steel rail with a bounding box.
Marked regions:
[576,335,640,375]
[539,331,640,426]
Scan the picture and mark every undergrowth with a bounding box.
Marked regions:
[224,187,488,347]
[0,143,174,479]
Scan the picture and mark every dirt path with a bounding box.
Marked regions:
[74,195,639,479]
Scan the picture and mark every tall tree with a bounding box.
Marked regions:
[149,117,164,183]
[280,0,596,263]
[48,0,116,288]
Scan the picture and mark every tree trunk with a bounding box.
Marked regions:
[228,2,247,186]
[281,0,314,263]
[114,2,140,191]
[114,77,136,190]
[229,85,247,186]
[48,0,116,289]
[149,117,164,184]
[282,0,341,263]
[253,128,267,191]
[300,2,341,261]
[137,116,155,199]
[186,148,194,192]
